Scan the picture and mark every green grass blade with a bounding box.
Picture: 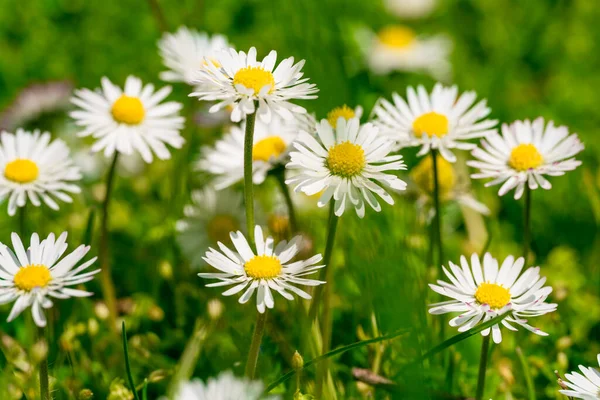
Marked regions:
[516,347,536,400]
[82,207,96,245]
[122,322,141,400]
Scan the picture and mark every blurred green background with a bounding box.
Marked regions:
[0,0,598,399]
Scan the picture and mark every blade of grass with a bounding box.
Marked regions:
[516,347,536,400]
[122,322,141,400]
[82,207,95,245]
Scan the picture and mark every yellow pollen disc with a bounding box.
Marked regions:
[413,112,449,138]
[233,67,275,95]
[326,141,366,178]
[14,265,52,291]
[474,282,511,310]
[4,159,39,183]
[252,136,286,162]
[327,105,356,128]
[378,26,416,49]
[206,215,239,243]
[244,255,282,279]
[111,95,145,125]
[508,144,544,171]
[410,154,455,198]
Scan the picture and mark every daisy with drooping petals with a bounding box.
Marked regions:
[326,105,363,128]
[172,371,280,400]
[0,232,99,327]
[158,26,230,85]
[176,187,245,267]
[468,117,584,200]
[0,129,81,216]
[372,84,498,162]
[199,226,325,314]
[198,114,313,189]
[190,47,319,123]
[286,117,407,217]
[70,76,185,163]
[363,25,452,79]
[429,253,557,343]
[559,354,600,400]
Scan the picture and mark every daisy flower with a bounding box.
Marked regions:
[176,187,245,267]
[559,354,600,400]
[383,0,437,19]
[429,253,557,343]
[326,105,363,128]
[0,232,99,327]
[286,117,407,217]
[0,129,81,216]
[173,371,280,400]
[198,113,313,189]
[364,25,452,79]
[70,76,185,163]
[468,117,584,199]
[190,47,319,123]
[199,226,325,314]
[372,83,498,162]
[158,26,230,85]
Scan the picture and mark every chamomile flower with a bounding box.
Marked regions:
[199,226,325,314]
[429,253,557,343]
[70,76,185,163]
[0,232,99,327]
[173,371,280,400]
[468,118,584,199]
[365,25,452,79]
[190,47,318,123]
[158,26,230,85]
[383,0,437,19]
[198,114,312,189]
[559,354,600,400]
[176,187,245,267]
[0,129,81,216]
[286,117,407,217]
[372,84,498,162]
[326,105,363,128]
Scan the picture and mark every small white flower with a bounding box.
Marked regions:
[176,187,245,267]
[158,26,231,85]
[191,47,318,123]
[0,129,81,216]
[0,232,99,327]
[325,105,363,128]
[364,25,452,79]
[383,0,437,19]
[559,354,600,400]
[286,117,407,217]
[198,114,313,189]
[70,76,185,163]
[372,83,498,162]
[173,371,281,400]
[199,226,325,314]
[429,253,557,343]
[468,117,584,199]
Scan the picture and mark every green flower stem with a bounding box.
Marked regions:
[273,167,298,234]
[145,0,168,32]
[475,334,491,400]
[522,186,532,260]
[243,105,258,248]
[18,205,27,238]
[244,310,268,379]
[38,326,50,400]
[99,153,119,334]
[431,150,444,267]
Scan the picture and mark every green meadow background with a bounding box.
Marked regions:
[0,0,598,399]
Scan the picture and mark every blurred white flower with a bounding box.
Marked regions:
[468,117,584,199]
[0,129,81,216]
[429,253,557,343]
[326,105,363,128]
[383,0,437,19]
[173,371,280,400]
[0,232,99,327]
[559,354,600,399]
[70,76,185,163]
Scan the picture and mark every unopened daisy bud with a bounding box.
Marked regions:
[292,351,304,370]
[78,389,94,400]
[207,298,224,320]
[88,319,99,336]
[31,339,48,364]
[554,370,569,390]
[148,369,169,383]
[159,260,173,280]
[557,352,568,370]
[556,336,572,350]
[95,302,110,320]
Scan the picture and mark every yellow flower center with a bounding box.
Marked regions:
[14,265,52,291]
[111,95,145,125]
[474,282,511,310]
[206,215,239,243]
[4,159,39,183]
[378,26,416,49]
[244,255,282,279]
[508,144,544,171]
[232,67,275,95]
[410,154,455,198]
[327,105,355,128]
[413,112,449,138]
[326,142,366,178]
[252,136,287,162]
